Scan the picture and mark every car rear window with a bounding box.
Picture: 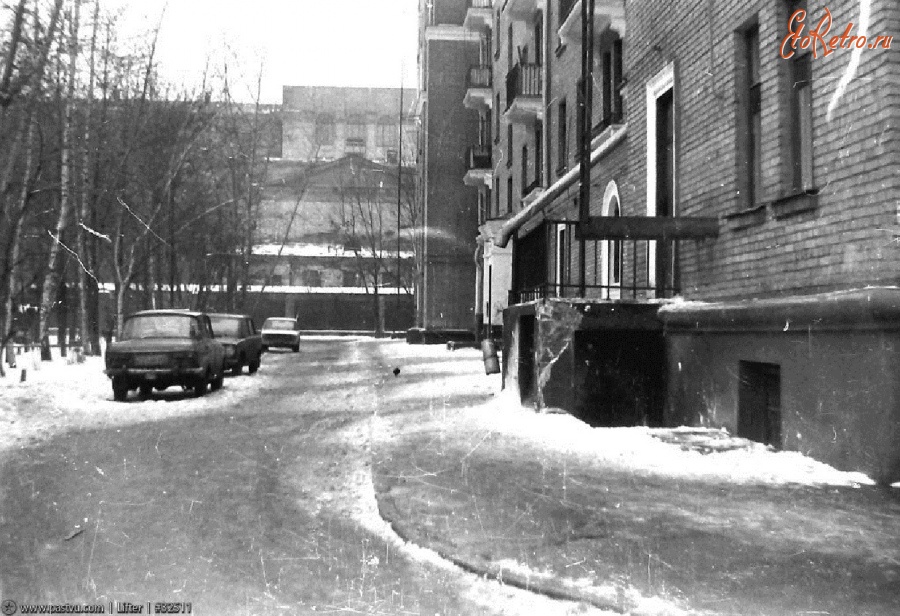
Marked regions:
[262,319,296,331]
[209,316,241,337]
[121,315,195,339]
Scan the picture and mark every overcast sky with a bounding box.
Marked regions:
[105,0,419,104]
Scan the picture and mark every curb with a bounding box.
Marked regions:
[376,501,627,614]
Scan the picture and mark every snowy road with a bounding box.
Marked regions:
[0,338,612,616]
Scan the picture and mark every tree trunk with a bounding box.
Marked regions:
[38,3,79,361]
[76,0,100,356]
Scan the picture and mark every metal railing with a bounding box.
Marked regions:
[509,237,681,304]
[468,0,493,8]
[466,64,493,88]
[467,65,493,89]
[505,63,542,111]
[466,145,492,170]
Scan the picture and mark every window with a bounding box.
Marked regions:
[494,9,501,58]
[346,116,367,153]
[493,176,500,218]
[507,23,513,68]
[534,121,543,186]
[556,225,567,296]
[376,119,398,147]
[784,0,814,193]
[315,114,335,145]
[507,124,513,168]
[737,23,762,208]
[343,270,363,287]
[557,99,567,173]
[533,13,543,66]
[386,149,398,164]
[507,176,513,214]
[789,53,813,191]
[495,93,501,140]
[576,77,585,154]
[521,144,529,191]
[600,38,623,127]
[302,270,322,287]
[608,198,622,286]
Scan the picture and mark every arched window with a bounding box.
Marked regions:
[602,181,623,299]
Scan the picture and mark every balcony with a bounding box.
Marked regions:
[504,63,543,124]
[464,0,493,31]
[464,145,493,187]
[510,237,683,304]
[463,65,493,110]
[558,0,626,47]
[507,0,546,22]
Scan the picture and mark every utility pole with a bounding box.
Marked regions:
[396,75,404,329]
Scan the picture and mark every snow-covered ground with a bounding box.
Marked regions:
[374,340,885,489]
[0,343,261,454]
[1,338,890,490]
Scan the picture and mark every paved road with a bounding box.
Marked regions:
[0,339,587,616]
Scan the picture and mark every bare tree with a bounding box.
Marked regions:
[333,158,417,335]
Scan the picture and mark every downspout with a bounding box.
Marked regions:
[578,0,596,296]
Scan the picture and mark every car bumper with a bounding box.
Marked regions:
[261,338,299,348]
[106,367,205,379]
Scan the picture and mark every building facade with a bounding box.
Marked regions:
[416,0,483,333]
[251,87,419,332]
[492,0,899,483]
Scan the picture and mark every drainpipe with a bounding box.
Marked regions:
[474,241,484,341]
[578,0,595,296]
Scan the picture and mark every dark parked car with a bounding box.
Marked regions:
[104,310,225,401]
[209,313,263,376]
[260,317,302,352]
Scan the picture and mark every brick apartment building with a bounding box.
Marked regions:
[488,0,899,483]
[416,0,484,333]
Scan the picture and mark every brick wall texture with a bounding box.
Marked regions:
[622,0,900,300]
[513,0,899,301]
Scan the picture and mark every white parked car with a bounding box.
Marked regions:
[260,317,302,352]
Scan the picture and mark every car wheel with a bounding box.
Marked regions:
[139,383,153,398]
[292,343,300,353]
[194,373,208,397]
[211,368,224,391]
[112,377,129,402]
[261,345,268,353]
[248,356,260,374]
[231,363,242,376]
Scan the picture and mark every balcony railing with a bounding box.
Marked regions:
[468,0,492,7]
[505,63,542,111]
[509,237,682,304]
[467,65,493,89]
[466,145,492,170]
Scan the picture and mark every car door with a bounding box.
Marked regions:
[245,318,261,356]
[192,316,211,372]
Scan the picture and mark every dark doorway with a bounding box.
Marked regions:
[518,315,536,403]
[738,361,782,448]
[655,87,677,296]
[573,330,666,427]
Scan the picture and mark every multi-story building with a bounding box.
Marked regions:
[493,0,899,483]
[416,0,483,334]
[250,86,419,332]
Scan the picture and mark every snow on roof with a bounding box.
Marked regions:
[252,243,415,259]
